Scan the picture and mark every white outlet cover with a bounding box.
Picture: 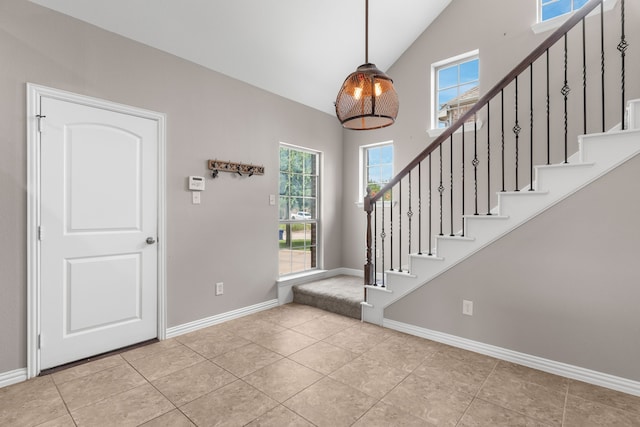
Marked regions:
[462,300,473,316]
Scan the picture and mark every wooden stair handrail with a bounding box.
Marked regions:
[368,0,604,204]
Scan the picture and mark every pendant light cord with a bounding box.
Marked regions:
[365,0,369,64]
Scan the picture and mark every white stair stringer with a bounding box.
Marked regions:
[363,127,640,326]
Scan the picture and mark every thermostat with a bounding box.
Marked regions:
[188,176,205,191]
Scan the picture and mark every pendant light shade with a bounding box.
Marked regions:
[335,0,399,130]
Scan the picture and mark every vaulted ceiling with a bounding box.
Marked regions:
[30,0,451,115]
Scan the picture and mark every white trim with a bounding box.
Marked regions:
[166,299,279,338]
[384,318,640,397]
[532,0,617,34]
[427,119,484,138]
[26,83,167,378]
[0,369,28,389]
[277,268,362,304]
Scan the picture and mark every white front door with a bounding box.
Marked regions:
[38,95,159,370]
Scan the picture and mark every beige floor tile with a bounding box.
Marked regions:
[230,319,287,342]
[51,354,127,385]
[120,339,182,362]
[284,377,376,427]
[352,401,436,426]
[243,358,323,402]
[564,394,640,426]
[437,344,498,370]
[252,329,318,356]
[289,341,356,375]
[324,326,390,354]
[291,317,351,340]
[315,311,361,328]
[128,344,205,381]
[361,335,433,373]
[70,383,174,427]
[478,371,565,426]
[35,413,76,427]
[57,363,147,410]
[177,329,251,359]
[258,304,324,328]
[139,409,195,426]
[568,379,640,415]
[493,361,569,393]
[459,398,551,426]
[412,351,494,395]
[151,360,236,406]
[246,405,315,426]
[181,380,278,427]
[381,374,474,425]
[213,343,283,377]
[329,355,408,399]
[0,376,68,427]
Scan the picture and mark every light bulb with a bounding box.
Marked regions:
[374,82,382,97]
[354,87,363,100]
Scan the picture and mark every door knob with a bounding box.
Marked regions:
[146,237,156,245]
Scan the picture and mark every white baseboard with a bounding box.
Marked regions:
[277,268,363,304]
[0,368,28,389]
[384,319,640,397]
[166,299,279,338]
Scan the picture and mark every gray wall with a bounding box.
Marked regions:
[386,153,640,381]
[0,0,343,373]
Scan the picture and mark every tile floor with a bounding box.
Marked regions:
[2,303,640,426]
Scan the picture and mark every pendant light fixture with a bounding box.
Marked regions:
[335,0,399,130]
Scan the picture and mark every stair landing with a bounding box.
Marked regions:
[292,275,363,319]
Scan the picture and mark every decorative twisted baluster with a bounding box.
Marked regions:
[487,101,492,213]
[450,134,455,235]
[601,0,606,132]
[618,0,628,130]
[546,49,551,165]
[428,154,433,256]
[380,196,386,286]
[408,172,413,254]
[529,64,534,191]
[418,162,422,254]
[582,18,587,135]
[501,90,506,190]
[514,76,521,191]
[473,116,479,215]
[562,34,571,164]
[461,122,466,236]
[438,145,444,236]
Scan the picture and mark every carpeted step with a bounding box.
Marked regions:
[292,275,363,319]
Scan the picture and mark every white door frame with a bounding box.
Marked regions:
[26,83,167,378]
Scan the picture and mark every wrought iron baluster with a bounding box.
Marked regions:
[473,117,479,215]
[582,18,587,135]
[439,145,444,235]
[418,162,422,255]
[373,202,377,286]
[530,64,534,191]
[450,134,455,235]
[514,76,521,191]
[461,122,466,236]
[408,172,413,255]
[398,181,402,272]
[618,0,628,130]
[380,196,386,286]
[428,154,433,256]
[389,187,393,272]
[501,90,506,190]
[562,33,570,164]
[487,101,492,214]
[546,49,551,165]
[601,0,606,132]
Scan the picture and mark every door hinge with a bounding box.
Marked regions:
[36,114,46,133]
[38,334,41,350]
[38,226,43,241]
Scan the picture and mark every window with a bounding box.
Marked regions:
[279,145,319,276]
[433,53,479,130]
[361,142,393,202]
[540,0,589,22]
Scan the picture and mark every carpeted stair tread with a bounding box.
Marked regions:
[292,275,363,319]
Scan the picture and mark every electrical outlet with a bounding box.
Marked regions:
[462,300,473,316]
[215,282,224,296]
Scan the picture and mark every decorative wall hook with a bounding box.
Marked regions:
[208,160,265,177]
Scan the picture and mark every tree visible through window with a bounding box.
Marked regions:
[279,145,319,276]
[435,56,479,129]
[364,143,393,201]
[540,0,589,21]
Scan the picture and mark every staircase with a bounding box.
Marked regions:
[363,100,640,325]
[360,0,637,325]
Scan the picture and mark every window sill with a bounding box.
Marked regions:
[531,0,616,34]
[355,200,398,209]
[427,120,484,138]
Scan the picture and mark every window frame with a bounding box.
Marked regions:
[358,141,394,204]
[532,0,617,34]
[278,143,321,277]
[429,50,480,137]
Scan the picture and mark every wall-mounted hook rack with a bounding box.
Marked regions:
[208,159,265,178]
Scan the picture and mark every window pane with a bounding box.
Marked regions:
[459,59,479,83]
[381,164,393,182]
[438,87,458,108]
[380,145,393,163]
[279,148,289,171]
[542,0,571,20]
[304,176,316,198]
[367,147,381,166]
[291,151,304,173]
[303,199,316,219]
[459,82,478,97]
[290,174,303,196]
[438,65,459,90]
[279,197,290,220]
